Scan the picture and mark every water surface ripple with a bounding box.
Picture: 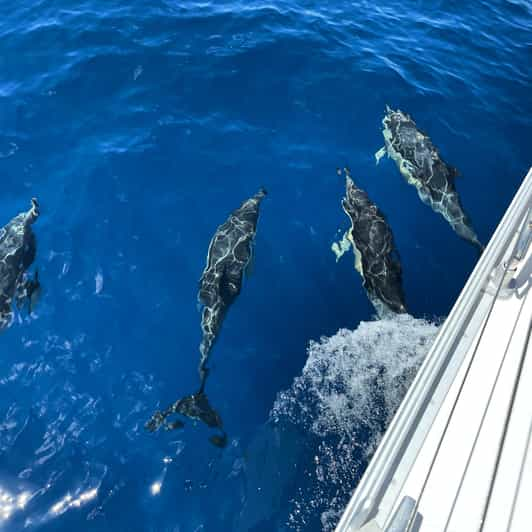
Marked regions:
[0,0,530,530]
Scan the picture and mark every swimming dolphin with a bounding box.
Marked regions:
[375,106,483,251]
[0,198,40,330]
[146,188,267,447]
[332,169,407,317]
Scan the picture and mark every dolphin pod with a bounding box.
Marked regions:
[376,106,483,252]
[332,168,407,317]
[0,108,482,452]
[0,198,40,330]
[145,188,267,447]
[144,108,481,449]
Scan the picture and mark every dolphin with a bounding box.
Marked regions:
[375,106,483,252]
[146,188,267,447]
[332,169,407,317]
[0,198,40,330]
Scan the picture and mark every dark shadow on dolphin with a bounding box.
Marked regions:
[146,189,267,447]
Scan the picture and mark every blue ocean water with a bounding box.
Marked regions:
[0,0,530,530]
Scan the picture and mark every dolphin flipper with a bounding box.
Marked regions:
[331,230,352,262]
[375,146,386,165]
[15,269,40,314]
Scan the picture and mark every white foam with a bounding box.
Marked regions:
[271,313,439,530]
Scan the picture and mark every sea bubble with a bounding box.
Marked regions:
[271,314,439,530]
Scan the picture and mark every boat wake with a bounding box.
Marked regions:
[270,314,439,530]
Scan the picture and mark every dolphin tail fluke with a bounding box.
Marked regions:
[145,389,227,447]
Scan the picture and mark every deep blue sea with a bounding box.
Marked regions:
[0,0,530,530]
